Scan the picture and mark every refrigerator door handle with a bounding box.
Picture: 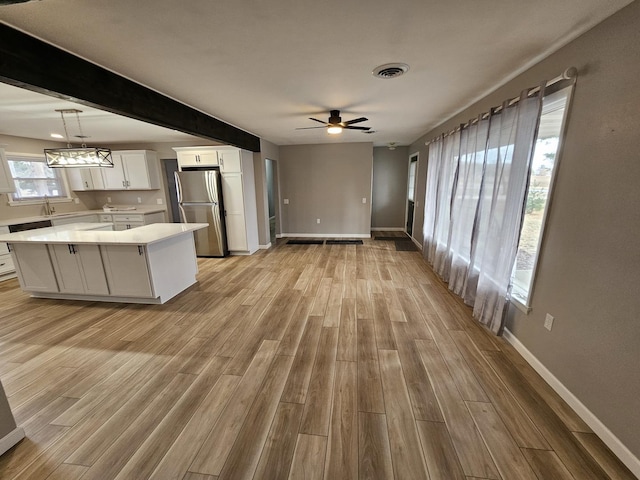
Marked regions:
[175,171,183,203]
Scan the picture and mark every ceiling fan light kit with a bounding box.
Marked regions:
[44,109,114,168]
[296,109,371,135]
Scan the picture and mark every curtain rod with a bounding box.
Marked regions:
[425,67,577,146]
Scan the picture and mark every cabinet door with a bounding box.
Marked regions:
[176,151,200,167]
[11,243,59,292]
[218,150,241,172]
[101,245,153,297]
[221,173,247,251]
[101,154,128,189]
[77,245,109,294]
[49,244,85,294]
[0,148,15,193]
[90,168,105,190]
[0,253,15,276]
[51,214,99,226]
[176,150,218,168]
[225,214,247,251]
[197,151,219,166]
[66,169,89,191]
[122,152,151,189]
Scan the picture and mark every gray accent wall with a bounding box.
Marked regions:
[279,143,373,236]
[409,1,640,458]
[371,146,409,230]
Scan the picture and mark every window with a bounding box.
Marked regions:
[7,154,69,202]
[511,86,572,307]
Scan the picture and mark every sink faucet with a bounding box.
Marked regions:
[43,195,55,216]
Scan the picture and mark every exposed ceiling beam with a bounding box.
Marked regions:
[0,23,261,152]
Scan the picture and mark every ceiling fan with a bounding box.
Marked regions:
[296,110,370,134]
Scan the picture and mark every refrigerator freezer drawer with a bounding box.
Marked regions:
[179,204,227,257]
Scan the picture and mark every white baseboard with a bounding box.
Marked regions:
[503,328,640,478]
[371,227,405,231]
[259,243,272,250]
[411,236,423,250]
[0,427,24,457]
[280,233,371,239]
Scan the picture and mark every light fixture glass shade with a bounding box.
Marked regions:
[327,126,343,134]
[44,147,114,168]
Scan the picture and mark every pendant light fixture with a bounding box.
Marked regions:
[44,109,114,168]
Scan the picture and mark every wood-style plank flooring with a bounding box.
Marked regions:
[0,233,635,479]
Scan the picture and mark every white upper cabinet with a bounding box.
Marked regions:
[218,148,242,173]
[97,150,161,190]
[0,147,16,193]
[66,168,105,191]
[174,147,219,167]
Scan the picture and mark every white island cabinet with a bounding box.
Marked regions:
[0,223,208,304]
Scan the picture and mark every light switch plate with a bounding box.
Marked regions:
[283,198,289,205]
[544,313,554,331]
[362,197,367,204]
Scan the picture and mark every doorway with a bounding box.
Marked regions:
[406,154,418,237]
[265,159,277,244]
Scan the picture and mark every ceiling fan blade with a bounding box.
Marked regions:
[344,126,371,131]
[309,117,328,125]
[342,117,368,126]
[295,126,326,130]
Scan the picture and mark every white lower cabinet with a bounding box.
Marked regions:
[11,243,59,293]
[0,226,14,279]
[51,214,99,226]
[221,173,247,251]
[49,244,109,295]
[101,245,153,297]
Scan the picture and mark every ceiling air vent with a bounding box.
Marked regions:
[372,63,409,79]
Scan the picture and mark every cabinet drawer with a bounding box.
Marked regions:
[112,214,144,222]
[100,214,113,222]
[0,253,14,275]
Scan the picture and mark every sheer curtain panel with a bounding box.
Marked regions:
[422,87,544,334]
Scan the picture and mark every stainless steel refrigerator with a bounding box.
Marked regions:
[175,169,228,257]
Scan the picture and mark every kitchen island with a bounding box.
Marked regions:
[0,223,208,304]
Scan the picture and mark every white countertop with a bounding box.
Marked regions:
[0,206,167,228]
[0,223,208,246]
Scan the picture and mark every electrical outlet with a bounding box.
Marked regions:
[74,197,80,204]
[316,218,320,224]
[156,198,163,205]
[137,197,142,204]
[544,313,554,331]
[107,196,111,203]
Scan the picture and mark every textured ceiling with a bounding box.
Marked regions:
[0,0,634,147]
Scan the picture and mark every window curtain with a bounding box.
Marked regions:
[422,87,544,334]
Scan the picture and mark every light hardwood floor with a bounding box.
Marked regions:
[0,235,635,479]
